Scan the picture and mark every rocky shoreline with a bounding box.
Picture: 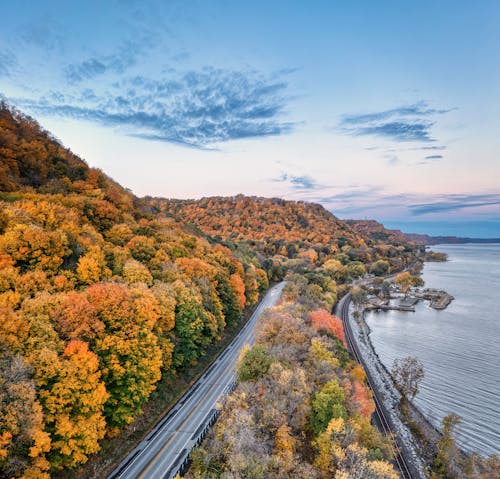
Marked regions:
[364,288,454,313]
[347,302,429,478]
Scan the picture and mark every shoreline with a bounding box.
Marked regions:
[347,302,428,477]
[355,303,477,467]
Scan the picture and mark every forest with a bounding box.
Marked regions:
[0,101,422,478]
[0,102,268,478]
[186,274,398,479]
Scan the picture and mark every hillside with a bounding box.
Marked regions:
[347,219,500,246]
[0,101,417,478]
[345,219,413,245]
[144,196,418,275]
[146,195,366,252]
[0,102,267,478]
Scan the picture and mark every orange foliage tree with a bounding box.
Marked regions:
[310,309,346,346]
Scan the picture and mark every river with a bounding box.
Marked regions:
[365,243,500,456]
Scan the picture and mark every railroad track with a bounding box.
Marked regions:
[337,293,415,479]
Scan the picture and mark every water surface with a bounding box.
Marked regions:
[365,244,500,456]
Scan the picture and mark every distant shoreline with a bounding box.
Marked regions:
[408,235,500,245]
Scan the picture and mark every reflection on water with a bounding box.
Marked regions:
[365,244,500,455]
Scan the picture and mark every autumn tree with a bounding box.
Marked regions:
[86,282,162,430]
[370,260,390,277]
[76,247,111,285]
[237,344,272,382]
[310,309,345,346]
[310,379,347,435]
[434,413,462,478]
[394,272,423,297]
[34,341,108,469]
[0,350,51,479]
[391,356,424,405]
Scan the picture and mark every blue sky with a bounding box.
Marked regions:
[1,0,499,237]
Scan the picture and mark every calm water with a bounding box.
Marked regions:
[365,244,500,456]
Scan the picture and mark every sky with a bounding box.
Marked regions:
[1,0,499,237]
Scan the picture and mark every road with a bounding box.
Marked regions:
[108,282,286,479]
[336,293,417,479]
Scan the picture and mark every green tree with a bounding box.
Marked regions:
[215,271,242,326]
[435,413,462,478]
[310,379,347,435]
[370,260,390,277]
[237,345,272,382]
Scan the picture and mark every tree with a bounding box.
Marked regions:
[310,380,347,435]
[34,341,108,469]
[310,310,345,346]
[122,258,153,285]
[237,344,272,382]
[171,282,206,368]
[347,261,367,279]
[391,356,424,403]
[215,271,242,326]
[435,413,462,478]
[0,350,51,479]
[370,260,390,277]
[76,247,111,285]
[351,286,367,313]
[394,272,423,297]
[86,283,162,431]
[274,423,296,472]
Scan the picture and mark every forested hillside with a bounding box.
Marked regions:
[187,275,398,479]
[145,196,418,278]
[0,102,266,478]
[0,101,420,479]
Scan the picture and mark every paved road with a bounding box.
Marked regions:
[108,282,286,479]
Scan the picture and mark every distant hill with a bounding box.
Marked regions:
[346,219,500,245]
[146,195,366,252]
[345,219,411,245]
[143,196,419,275]
[403,233,500,245]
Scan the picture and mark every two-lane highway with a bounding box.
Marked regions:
[108,282,286,479]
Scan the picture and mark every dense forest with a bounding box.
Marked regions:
[0,101,424,478]
[187,274,398,479]
[145,196,418,277]
[0,102,268,478]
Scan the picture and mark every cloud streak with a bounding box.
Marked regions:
[0,50,16,78]
[64,39,151,83]
[339,101,452,143]
[14,68,295,148]
[274,173,318,190]
[409,194,500,215]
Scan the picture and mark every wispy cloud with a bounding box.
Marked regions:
[342,103,451,125]
[357,121,435,142]
[409,194,500,215]
[0,50,17,78]
[19,18,65,52]
[293,187,500,223]
[424,154,443,160]
[417,145,446,151]
[274,173,318,190]
[339,101,453,143]
[64,39,151,83]
[14,68,295,148]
